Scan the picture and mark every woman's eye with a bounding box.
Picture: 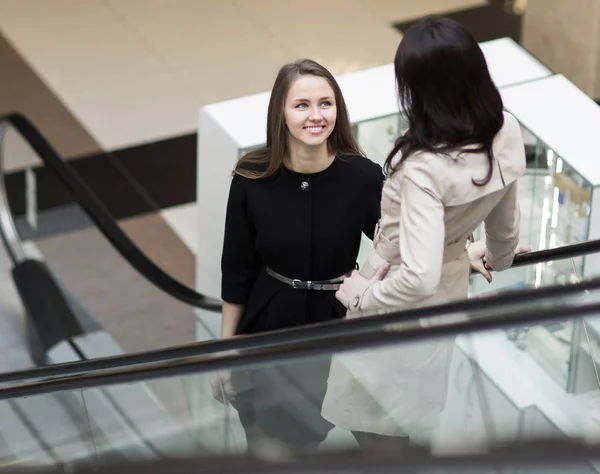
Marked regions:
[295,103,307,108]
[321,101,332,107]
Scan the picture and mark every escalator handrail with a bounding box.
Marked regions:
[510,238,598,268]
[0,113,220,311]
[1,274,599,399]
[1,114,599,313]
[0,267,599,389]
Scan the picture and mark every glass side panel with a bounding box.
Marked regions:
[101,288,600,462]
[354,113,405,168]
[468,258,584,393]
[196,290,600,460]
[0,376,207,469]
[0,392,96,469]
[500,126,591,260]
[4,287,599,469]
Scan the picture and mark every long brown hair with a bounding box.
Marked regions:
[234,59,362,179]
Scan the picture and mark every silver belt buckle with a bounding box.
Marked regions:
[292,279,313,290]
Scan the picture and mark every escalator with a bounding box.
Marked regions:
[0,264,599,470]
[1,114,600,471]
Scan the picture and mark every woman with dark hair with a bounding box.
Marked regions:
[213,59,385,454]
[322,16,527,448]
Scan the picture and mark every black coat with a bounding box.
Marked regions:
[221,155,384,335]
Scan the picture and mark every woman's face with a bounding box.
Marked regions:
[284,74,337,151]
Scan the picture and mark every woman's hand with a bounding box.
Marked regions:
[468,240,491,283]
[468,240,532,284]
[336,264,390,310]
[210,371,236,404]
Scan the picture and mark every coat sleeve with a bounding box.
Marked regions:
[363,163,384,240]
[358,163,445,312]
[221,175,261,304]
[484,180,520,271]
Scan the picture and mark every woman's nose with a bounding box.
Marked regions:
[309,107,323,121]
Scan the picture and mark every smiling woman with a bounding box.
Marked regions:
[212,58,385,454]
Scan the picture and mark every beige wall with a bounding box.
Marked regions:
[522,0,600,98]
[0,0,483,152]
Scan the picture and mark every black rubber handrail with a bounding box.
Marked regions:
[1,113,220,311]
[510,238,598,268]
[0,273,599,399]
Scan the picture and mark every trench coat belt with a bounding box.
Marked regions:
[266,267,349,291]
[373,233,467,265]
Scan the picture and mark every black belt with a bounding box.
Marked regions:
[266,267,348,291]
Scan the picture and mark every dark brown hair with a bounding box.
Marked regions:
[234,59,362,179]
[385,16,504,186]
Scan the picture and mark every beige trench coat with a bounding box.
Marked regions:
[321,112,526,436]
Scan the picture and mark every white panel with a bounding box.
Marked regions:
[339,64,400,122]
[161,203,199,255]
[501,74,600,186]
[203,91,271,151]
[2,126,42,173]
[196,108,239,299]
[479,37,551,88]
